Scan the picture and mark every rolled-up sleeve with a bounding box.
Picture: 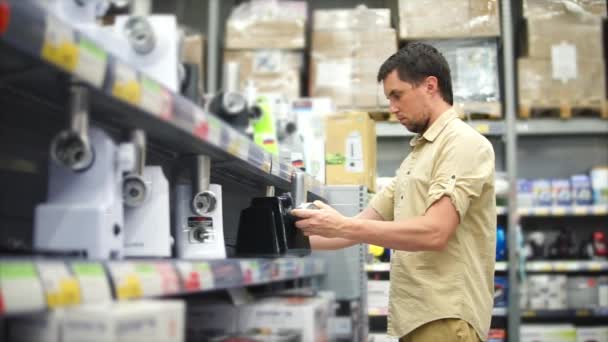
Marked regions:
[426,136,495,222]
[370,177,397,221]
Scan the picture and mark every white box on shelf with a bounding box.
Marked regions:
[521,324,577,342]
[576,326,608,342]
[186,301,239,341]
[368,280,390,312]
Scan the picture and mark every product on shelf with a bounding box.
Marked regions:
[396,0,500,39]
[523,0,607,19]
[567,276,599,309]
[521,324,576,342]
[600,276,608,307]
[488,329,506,342]
[579,231,608,260]
[368,280,390,314]
[524,231,547,260]
[571,174,594,205]
[532,179,553,206]
[494,276,508,308]
[551,178,573,206]
[424,39,501,119]
[526,275,568,309]
[225,0,307,49]
[223,50,303,101]
[310,6,396,108]
[548,228,578,260]
[496,225,506,261]
[576,326,608,342]
[591,166,608,205]
[325,112,377,190]
[518,179,535,208]
[186,300,239,340]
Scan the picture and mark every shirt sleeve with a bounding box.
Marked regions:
[426,135,495,222]
[369,176,397,221]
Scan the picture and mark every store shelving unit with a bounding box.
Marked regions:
[0,0,329,327]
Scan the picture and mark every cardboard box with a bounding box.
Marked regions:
[397,0,500,39]
[186,301,239,341]
[325,112,376,191]
[238,296,331,342]
[518,58,606,104]
[310,29,397,108]
[367,280,390,312]
[225,1,306,49]
[425,39,500,108]
[526,17,604,59]
[224,50,302,100]
[62,300,185,342]
[313,8,390,30]
[524,0,607,18]
[577,327,608,342]
[521,325,577,342]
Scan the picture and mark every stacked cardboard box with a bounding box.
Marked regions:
[518,0,606,111]
[224,1,306,100]
[310,7,397,108]
[397,0,501,40]
[425,38,502,118]
[325,112,377,191]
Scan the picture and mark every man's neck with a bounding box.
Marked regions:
[427,101,452,128]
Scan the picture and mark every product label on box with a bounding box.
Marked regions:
[345,131,363,172]
[551,42,577,83]
[70,262,111,304]
[253,50,283,73]
[75,37,107,87]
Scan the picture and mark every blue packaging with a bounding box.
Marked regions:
[496,225,506,261]
[532,178,552,206]
[551,178,572,206]
[571,174,593,205]
[494,276,508,308]
[517,179,534,208]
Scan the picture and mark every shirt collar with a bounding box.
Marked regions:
[409,107,458,147]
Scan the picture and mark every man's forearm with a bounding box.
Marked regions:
[342,215,447,252]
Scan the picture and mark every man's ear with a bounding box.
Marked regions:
[425,76,439,94]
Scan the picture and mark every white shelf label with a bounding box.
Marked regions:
[239,261,261,285]
[70,262,111,304]
[0,261,46,314]
[37,261,81,308]
[42,15,78,72]
[75,38,107,87]
[175,261,215,292]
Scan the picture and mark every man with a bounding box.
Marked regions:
[291,42,496,342]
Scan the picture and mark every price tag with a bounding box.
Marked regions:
[554,263,568,272]
[523,310,536,317]
[475,124,490,134]
[262,151,272,173]
[207,116,222,147]
[75,38,107,87]
[573,206,588,216]
[140,77,164,116]
[576,309,591,317]
[226,130,241,157]
[271,154,280,177]
[588,262,603,272]
[111,62,141,106]
[107,263,143,300]
[533,207,550,216]
[37,262,81,308]
[240,261,261,285]
[41,16,78,72]
[271,260,284,280]
[0,261,45,314]
[552,206,567,216]
[176,262,214,292]
[238,136,250,160]
[593,205,608,215]
[70,262,111,304]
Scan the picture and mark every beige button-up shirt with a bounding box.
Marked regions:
[369,108,496,341]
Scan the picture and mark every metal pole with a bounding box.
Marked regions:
[501,0,520,340]
[206,0,220,93]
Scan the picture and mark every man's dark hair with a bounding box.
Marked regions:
[377,42,453,105]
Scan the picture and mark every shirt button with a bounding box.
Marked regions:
[401,195,404,200]
[407,171,410,175]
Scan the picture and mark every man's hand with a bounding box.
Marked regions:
[291,200,349,238]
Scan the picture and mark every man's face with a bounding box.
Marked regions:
[382,70,430,134]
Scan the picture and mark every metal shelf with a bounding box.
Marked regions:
[376,120,505,137]
[0,257,326,316]
[368,307,508,317]
[526,261,608,273]
[518,204,608,217]
[0,0,323,196]
[517,119,608,136]
[365,261,508,272]
[522,308,608,319]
